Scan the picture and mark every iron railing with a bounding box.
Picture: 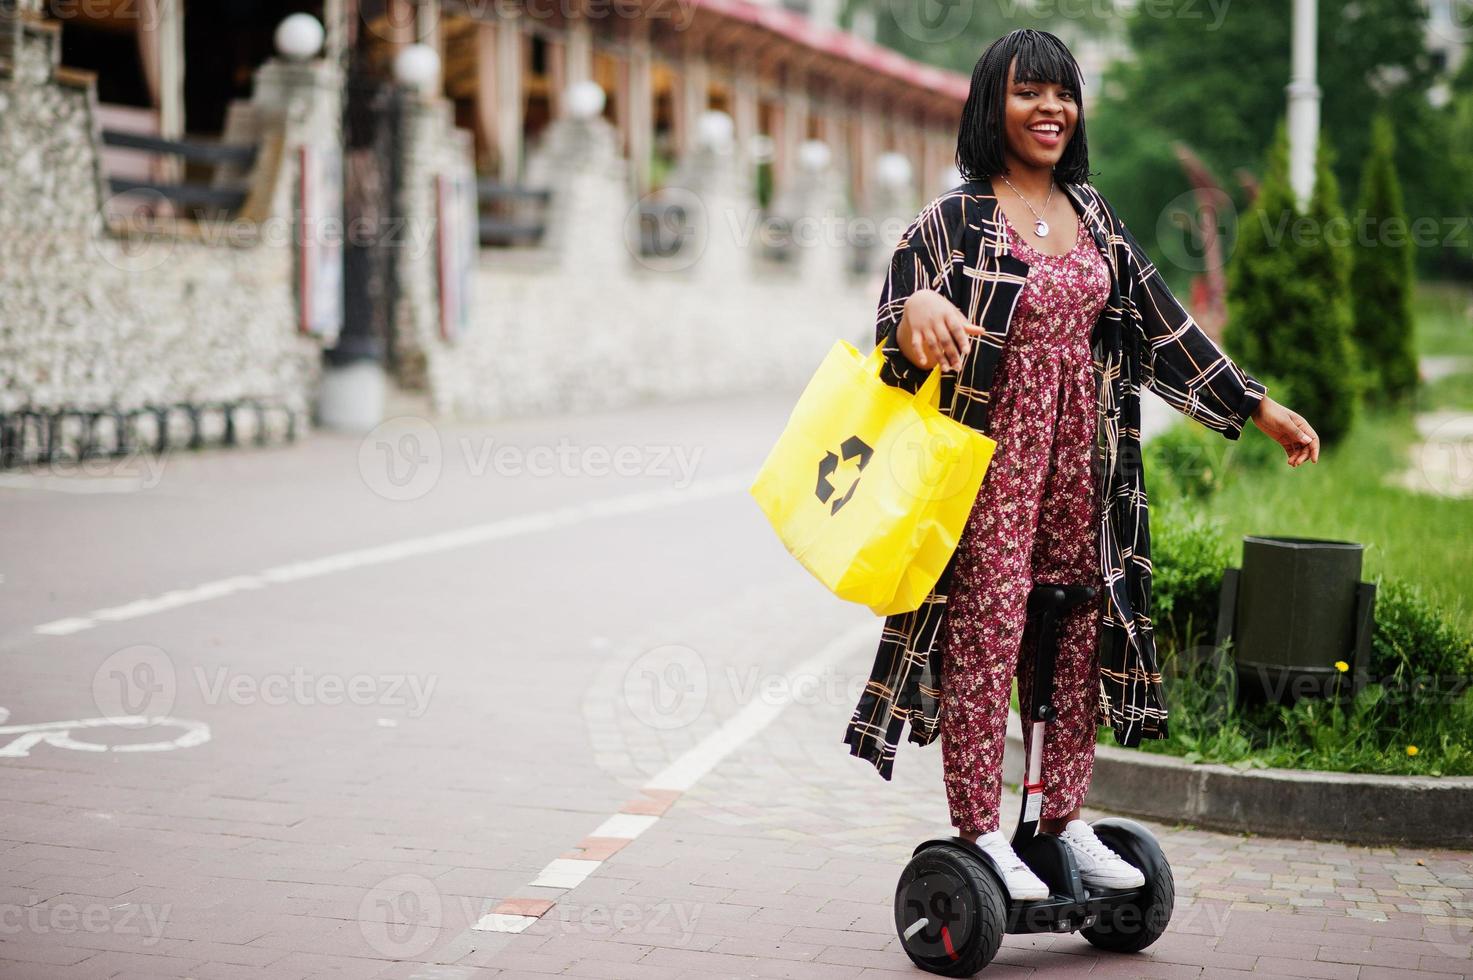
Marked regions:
[477,180,550,247]
[100,130,258,214]
[0,402,300,469]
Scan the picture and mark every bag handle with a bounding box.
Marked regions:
[865,341,944,409]
[865,187,1007,431]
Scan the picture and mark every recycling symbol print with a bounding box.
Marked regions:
[815,435,873,515]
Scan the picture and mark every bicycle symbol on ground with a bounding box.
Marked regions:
[0,706,211,758]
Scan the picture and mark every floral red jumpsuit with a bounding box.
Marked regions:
[938,207,1113,836]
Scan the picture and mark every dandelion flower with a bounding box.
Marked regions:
[1406,745,1419,756]
[1334,660,1349,673]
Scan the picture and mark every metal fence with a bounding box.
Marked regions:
[477,180,550,247]
[100,130,258,216]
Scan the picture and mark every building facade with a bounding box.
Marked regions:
[1,0,972,465]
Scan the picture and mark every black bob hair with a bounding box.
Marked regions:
[956,28,1096,186]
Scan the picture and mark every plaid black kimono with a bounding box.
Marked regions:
[842,176,1267,781]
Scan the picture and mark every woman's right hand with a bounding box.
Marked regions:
[899,289,984,372]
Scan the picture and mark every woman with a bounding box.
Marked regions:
[841,29,1320,900]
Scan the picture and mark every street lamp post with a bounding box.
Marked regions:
[1287,0,1320,211]
[317,24,399,433]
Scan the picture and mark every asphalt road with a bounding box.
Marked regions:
[1,386,1467,980]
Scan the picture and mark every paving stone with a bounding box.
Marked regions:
[4,404,1470,978]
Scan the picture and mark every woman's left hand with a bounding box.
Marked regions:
[1250,396,1319,467]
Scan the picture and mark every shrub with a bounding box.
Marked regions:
[1349,113,1419,407]
[1141,504,1473,774]
[1144,416,1278,502]
[1225,118,1359,447]
[1365,576,1473,729]
[1145,497,1232,652]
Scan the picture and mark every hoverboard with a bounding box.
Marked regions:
[894,584,1175,976]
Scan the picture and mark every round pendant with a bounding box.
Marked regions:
[1035,218,1050,237]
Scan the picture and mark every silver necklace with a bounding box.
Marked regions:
[998,173,1055,237]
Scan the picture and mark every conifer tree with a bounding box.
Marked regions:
[1349,113,1419,406]
[1225,118,1358,446]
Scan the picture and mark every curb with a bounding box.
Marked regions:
[1002,709,1473,849]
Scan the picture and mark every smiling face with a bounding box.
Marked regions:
[1000,56,1079,173]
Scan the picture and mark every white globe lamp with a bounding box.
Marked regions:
[696,110,734,151]
[798,139,831,173]
[274,14,325,62]
[875,151,913,189]
[565,80,606,120]
[393,44,441,94]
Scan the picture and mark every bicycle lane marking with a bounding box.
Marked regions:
[29,471,752,638]
[0,710,211,757]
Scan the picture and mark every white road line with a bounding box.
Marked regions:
[473,914,538,934]
[641,620,877,793]
[33,472,753,637]
[588,813,658,839]
[466,620,877,938]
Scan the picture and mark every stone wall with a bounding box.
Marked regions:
[0,17,339,459]
[390,96,889,421]
[3,12,918,456]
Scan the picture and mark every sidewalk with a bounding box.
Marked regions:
[441,573,1473,978]
[0,389,1468,979]
[470,645,1473,979]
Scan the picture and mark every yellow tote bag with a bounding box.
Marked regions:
[748,339,997,616]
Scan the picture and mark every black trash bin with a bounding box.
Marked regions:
[1215,535,1377,708]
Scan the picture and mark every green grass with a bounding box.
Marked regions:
[1185,408,1473,637]
[1420,368,1473,412]
[1140,648,1473,776]
[1000,280,1473,774]
[1411,280,1473,357]
[1411,280,1473,412]
[1106,278,1473,774]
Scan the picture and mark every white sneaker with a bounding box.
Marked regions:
[1057,819,1147,889]
[972,830,1051,900]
